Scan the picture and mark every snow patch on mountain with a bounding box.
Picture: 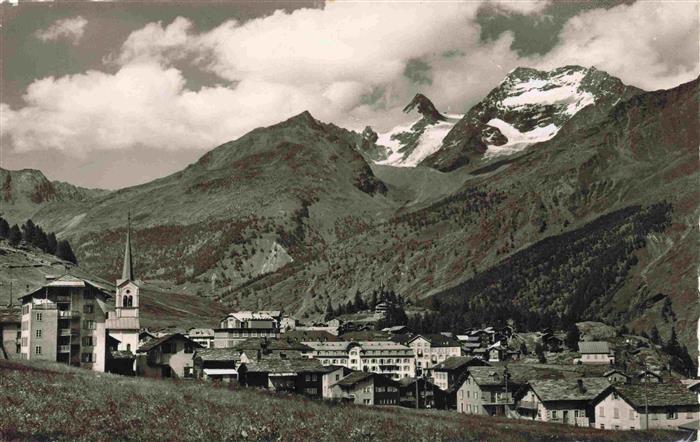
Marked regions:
[484,119,558,158]
[377,115,460,167]
[501,70,595,116]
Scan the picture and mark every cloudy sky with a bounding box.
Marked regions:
[1,0,698,189]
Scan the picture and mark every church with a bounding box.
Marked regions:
[18,214,141,375]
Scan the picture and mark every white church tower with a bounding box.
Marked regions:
[106,212,141,353]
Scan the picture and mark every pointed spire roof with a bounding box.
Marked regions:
[121,211,134,282]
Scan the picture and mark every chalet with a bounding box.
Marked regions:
[398,377,446,409]
[636,370,663,384]
[456,366,525,417]
[382,325,411,335]
[136,333,203,379]
[593,383,700,430]
[321,365,353,399]
[487,341,520,362]
[193,348,242,382]
[330,372,400,406]
[431,356,490,391]
[516,378,610,427]
[392,334,462,371]
[214,311,280,348]
[0,308,21,360]
[239,357,327,397]
[574,341,615,365]
[105,334,135,376]
[303,340,414,379]
[541,334,563,352]
[603,369,630,384]
[187,328,215,348]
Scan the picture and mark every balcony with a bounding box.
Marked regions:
[58,311,80,319]
[58,345,71,353]
[33,304,58,310]
[517,400,538,410]
[482,396,514,405]
[59,329,72,337]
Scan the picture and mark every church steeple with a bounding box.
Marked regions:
[121,211,134,282]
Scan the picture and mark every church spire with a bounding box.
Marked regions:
[121,211,134,282]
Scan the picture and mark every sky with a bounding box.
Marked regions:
[1,0,698,189]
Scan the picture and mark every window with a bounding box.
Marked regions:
[22,305,29,315]
[600,424,605,429]
[162,343,173,354]
[21,337,27,347]
[599,407,605,417]
[304,388,317,395]
[666,410,678,420]
[81,353,94,363]
[82,336,94,346]
[305,375,311,382]
[35,346,42,355]
[35,329,42,338]
[36,313,42,321]
[83,304,94,314]
[551,410,558,419]
[312,374,318,381]
[613,408,619,419]
[83,320,95,330]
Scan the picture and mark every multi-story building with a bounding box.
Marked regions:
[18,273,112,372]
[330,371,401,406]
[213,311,280,348]
[303,340,415,379]
[456,366,525,417]
[431,356,490,391]
[592,383,699,430]
[392,334,462,372]
[136,333,202,378]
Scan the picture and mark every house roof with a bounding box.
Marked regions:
[529,378,610,402]
[20,273,113,300]
[223,311,275,322]
[281,330,340,342]
[333,371,375,387]
[194,348,243,362]
[603,369,629,378]
[391,333,461,347]
[578,341,611,354]
[468,366,519,387]
[615,383,699,408]
[232,338,311,352]
[243,357,324,374]
[432,356,490,372]
[303,340,411,352]
[188,328,215,337]
[137,333,202,352]
[0,307,20,324]
[109,349,135,360]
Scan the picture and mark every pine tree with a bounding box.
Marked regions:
[56,240,78,264]
[47,233,57,254]
[0,217,9,238]
[8,225,22,246]
[21,219,36,244]
[324,300,334,321]
[565,323,580,351]
[369,291,378,310]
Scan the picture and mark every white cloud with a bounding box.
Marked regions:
[3,1,698,160]
[489,0,551,15]
[539,0,699,91]
[34,16,88,45]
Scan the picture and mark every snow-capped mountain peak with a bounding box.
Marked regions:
[373,94,462,167]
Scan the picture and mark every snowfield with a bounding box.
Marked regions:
[484,118,558,158]
[376,114,461,167]
[501,71,595,116]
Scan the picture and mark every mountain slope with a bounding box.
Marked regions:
[0,168,109,225]
[420,65,642,171]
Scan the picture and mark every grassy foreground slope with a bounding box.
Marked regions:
[0,361,683,442]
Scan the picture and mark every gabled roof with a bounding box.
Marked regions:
[333,371,375,388]
[529,378,610,403]
[242,357,324,374]
[282,330,340,342]
[393,333,461,347]
[432,356,490,372]
[232,338,311,352]
[137,333,202,352]
[603,369,629,378]
[468,366,514,387]
[109,349,135,360]
[194,348,242,362]
[223,311,275,322]
[614,383,699,408]
[578,341,611,354]
[21,273,112,300]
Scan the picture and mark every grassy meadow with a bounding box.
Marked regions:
[0,360,685,442]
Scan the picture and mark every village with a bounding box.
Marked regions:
[0,225,698,438]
